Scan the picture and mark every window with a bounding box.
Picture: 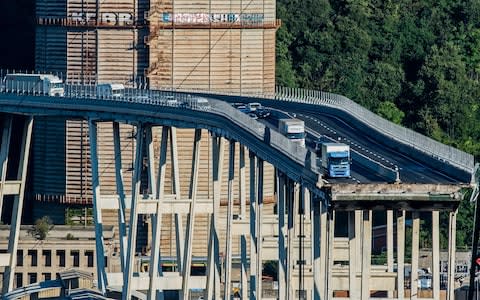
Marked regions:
[71,250,80,267]
[28,250,37,267]
[57,250,65,267]
[16,250,23,267]
[85,251,94,268]
[28,272,37,284]
[42,272,51,281]
[15,273,23,288]
[43,250,51,267]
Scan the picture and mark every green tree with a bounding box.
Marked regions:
[30,216,53,240]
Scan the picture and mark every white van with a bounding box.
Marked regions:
[194,97,211,110]
[96,83,125,98]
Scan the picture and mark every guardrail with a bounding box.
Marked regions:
[274,86,475,174]
[0,76,316,180]
[160,85,475,174]
[0,69,473,174]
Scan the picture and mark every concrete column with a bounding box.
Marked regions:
[411,212,420,300]
[206,135,224,300]
[239,145,247,300]
[432,211,440,300]
[447,210,457,300]
[147,126,168,300]
[88,120,108,295]
[113,122,127,272]
[181,128,202,300]
[327,210,335,300]
[277,171,287,300]
[240,235,248,300]
[387,210,394,298]
[0,116,12,218]
[4,116,33,294]
[397,210,405,299]
[145,126,156,256]
[239,145,246,219]
[348,211,358,299]
[224,141,235,299]
[170,127,184,272]
[255,159,264,300]
[249,151,258,299]
[361,210,372,300]
[355,210,362,274]
[287,180,297,300]
[122,123,145,300]
[320,202,328,300]
[312,196,322,300]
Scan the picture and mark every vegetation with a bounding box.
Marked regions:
[276,0,478,249]
[276,0,480,159]
[29,216,53,240]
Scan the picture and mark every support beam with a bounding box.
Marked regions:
[361,210,372,300]
[224,141,235,299]
[122,123,145,300]
[147,126,168,300]
[113,122,127,272]
[240,235,248,300]
[181,128,202,300]
[397,210,405,299]
[327,210,335,300]
[319,202,328,300]
[348,211,358,299]
[432,211,440,300]
[387,210,394,298]
[3,116,33,294]
[239,145,246,219]
[411,212,420,300]
[277,171,286,300]
[89,120,108,295]
[469,193,480,300]
[447,210,457,300]
[287,179,297,300]
[255,158,264,300]
[170,127,185,272]
[0,116,12,219]
[312,195,322,300]
[249,151,258,300]
[206,135,224,300]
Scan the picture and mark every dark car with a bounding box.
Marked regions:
[255,108,271,118]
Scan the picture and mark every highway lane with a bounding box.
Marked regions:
[259,110,391,184]
[292,109,465,184]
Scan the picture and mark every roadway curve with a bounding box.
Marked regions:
[198,94,471,184]
[274,103,469,184]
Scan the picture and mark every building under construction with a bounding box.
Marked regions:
[29,0,279,275]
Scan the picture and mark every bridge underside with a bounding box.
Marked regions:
[0,113,465,300]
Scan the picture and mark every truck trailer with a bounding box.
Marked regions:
[4,73,64,97]
[320,143,351,178]
[278,118,306,147]
[96,83,125,98]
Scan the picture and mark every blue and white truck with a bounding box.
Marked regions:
[320,143,351,178]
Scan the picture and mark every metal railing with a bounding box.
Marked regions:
[274,86,475,173]
[0,72,313,175]
[0,69,473,174]
[161,85,475,174]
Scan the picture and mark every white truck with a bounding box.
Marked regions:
[320,143,351,178]
[96,83,125,98]
[4,73,64,96]
[278,118,306,147]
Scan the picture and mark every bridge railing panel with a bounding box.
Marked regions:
[0,69,473,174]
